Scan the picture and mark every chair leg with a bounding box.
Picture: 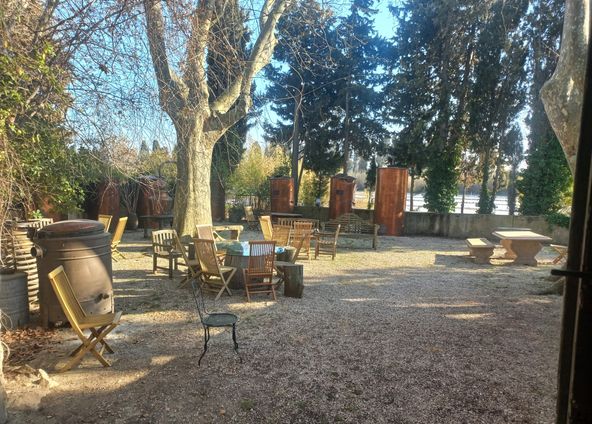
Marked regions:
[168,256,173,278]
[198,327,210,367]
[153,254,157,273]
[232,324,242,363]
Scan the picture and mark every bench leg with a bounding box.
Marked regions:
[470,247,494,264]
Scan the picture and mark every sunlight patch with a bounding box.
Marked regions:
[342,298,379,302]
[411,301,484,308]
[150,355,176,366]
[445,313,494,320]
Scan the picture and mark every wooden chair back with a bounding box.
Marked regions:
[195,224,215,240]
[272,225,291,246]
[244,206,257,222]
[247,241,276,276]
[259,216,273,241]
[152,229,177,255]
[98,214,113,232]
[111,217,128,247]
[47,266,86,335]
[194,238,221,275]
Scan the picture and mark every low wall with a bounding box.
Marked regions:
[294,206,569,244]
[403,212,569,244]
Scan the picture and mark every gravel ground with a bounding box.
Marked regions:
[4,228,562,423]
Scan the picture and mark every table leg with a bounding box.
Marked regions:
[501,239,517,259]
[510,240,542,266]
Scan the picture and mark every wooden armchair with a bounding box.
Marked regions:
[315,224,341,260]
[194,238,236,300]
[152,229,182,278]
[48,266,122,372]
[244,241,277,302]
[111,216,128,261]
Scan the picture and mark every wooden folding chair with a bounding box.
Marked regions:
[194,238,236,300]
[244,205,259,230]
[259,215,273,241]
[292,221,313,260]
[272,224,291,246]
[175,234,200,288]
[195,224,226,264]
[98,214,112,233]
[244,241,277,302]
[48,266,122,372]
[111,216,128,261]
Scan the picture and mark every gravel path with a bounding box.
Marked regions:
[5,229,562,423]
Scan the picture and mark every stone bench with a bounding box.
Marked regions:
[466,238,495,264]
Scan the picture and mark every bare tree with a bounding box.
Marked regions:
[143,0,291,234]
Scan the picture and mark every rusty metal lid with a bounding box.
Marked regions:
[36,219,105,238]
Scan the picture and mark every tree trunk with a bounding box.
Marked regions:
[461,179,466,214]
[291,90,302,204]
[174,120,217,236]
[342,75,351,175]
[409,175,415,211]
[508,162,518,215]
[541,0,589,174]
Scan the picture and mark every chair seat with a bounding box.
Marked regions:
[203,312,238,327]
[78,311,122,329]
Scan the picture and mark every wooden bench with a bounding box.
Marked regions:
[466,238,495,264]
[322,213,379,250]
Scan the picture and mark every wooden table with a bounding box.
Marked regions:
[140,214,174,238]
[223,244,288,289]
[213,225,243,241]
[270,212,302,223]
[492,230,552,266]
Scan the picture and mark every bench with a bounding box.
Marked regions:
[466,238,495,264]
[322,213,379,250]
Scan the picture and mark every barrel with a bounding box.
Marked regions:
[33,220,113,328]
[0,271,30,328]
[8,220,53,304]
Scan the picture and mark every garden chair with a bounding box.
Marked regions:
[195,224,226,263]
[244,205,259,230]
[175,233,200,288]
[315,224,341,260]
[152,229,182,278]
[110,216,128,261]
[243,240,277,302]
[292,221,313,260]
[190,278,240,366]
[194,238,236,300]
[47,266,122,372]
[272,224,291,246]
[551,244,568,264]
[259,215,273,241]
[98,214,112,233]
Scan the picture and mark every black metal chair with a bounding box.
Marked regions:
[190,278,241,366]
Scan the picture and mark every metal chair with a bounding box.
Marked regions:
[151,229,182,278]
[243,240,276,302]
[111,217,128,261]
[190,278,241,366]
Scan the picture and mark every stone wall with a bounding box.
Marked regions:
[294,206,569,244]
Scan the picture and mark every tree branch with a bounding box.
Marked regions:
[209,0,290,121]
[143,0,186,118]
[185,0,215,108]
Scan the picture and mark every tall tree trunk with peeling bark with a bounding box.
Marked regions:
[541,0,589,173]
[143,0,290,235]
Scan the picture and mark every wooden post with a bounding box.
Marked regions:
[282,264,304,298]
